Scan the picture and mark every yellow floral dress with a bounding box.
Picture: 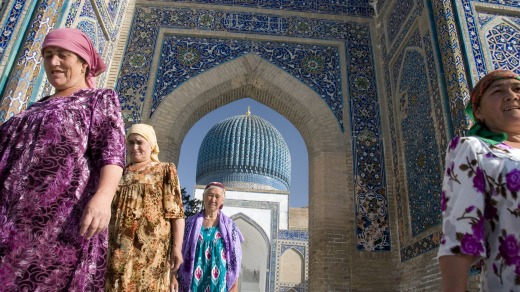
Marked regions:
[106,162,185,291]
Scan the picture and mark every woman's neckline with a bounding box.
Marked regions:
[202,212,219,228]
[39,88,91,102]
[127,161,153,172]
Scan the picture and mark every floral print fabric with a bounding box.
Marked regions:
[438,136,520,290]
[0,89,125,291]
[106,162,184,291]
[191,226,227,292]
[179,211,244,292]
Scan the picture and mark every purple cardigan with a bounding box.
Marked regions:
[179,211,244,291]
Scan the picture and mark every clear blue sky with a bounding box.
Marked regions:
[177,98,309,208]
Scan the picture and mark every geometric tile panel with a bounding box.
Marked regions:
[387,0,415,44]
[164,0,375,17]
[278,230,308,241]
[400,231,442,261]
[462,0,520,79]
[486,22,520,72]
[155,35,342,124]
[0,0,28,62]
[382,1,454,260]
[0,0,65,122]
[473,0,520,5]
[399,49,443,236]
[92,0,128,41]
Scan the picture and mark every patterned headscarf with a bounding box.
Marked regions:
[465,69,520,145]
[204,182,226,209]
[41,27,107,88]
[126,124,160,162]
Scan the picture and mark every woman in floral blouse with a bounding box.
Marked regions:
[106,124,185,291]
[438,69,520,291]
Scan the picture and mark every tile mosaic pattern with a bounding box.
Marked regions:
[473,0,520,5]
[400,231,442,261]
[0,0,128,122]
[64,1,82,27]
[196,114,291,191]
[0,0,28,61]
[117,4,389,251]
[0,0,64,122]
[382,0,460,260]
[385,0,424,57]
[154,35,342,125]
[93,0,127,41]
[485,17,520,72]
[461,0,520,79]
[278,230,308,240]
[105,0,120,19]
[387,0,414,45]
[167,0,375,17]
[118,7,350,127]
[399,50,443,236]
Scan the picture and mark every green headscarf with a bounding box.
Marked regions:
[466,69,520,145]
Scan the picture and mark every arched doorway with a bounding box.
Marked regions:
[146,54,351,290]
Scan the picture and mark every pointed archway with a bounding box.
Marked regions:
[231,213,270,292]
[146,54,352,290]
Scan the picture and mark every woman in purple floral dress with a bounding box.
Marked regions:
[438,69,520,291]
[0,28,125,291]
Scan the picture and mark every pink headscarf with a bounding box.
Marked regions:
[41,28,106,88]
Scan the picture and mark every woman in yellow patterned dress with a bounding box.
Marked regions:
[106,124,185,291]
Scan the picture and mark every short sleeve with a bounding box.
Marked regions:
[438,136,487,259]
[163,162,185,218]
[89,89,125,169]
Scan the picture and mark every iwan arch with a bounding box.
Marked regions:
[0,0,519,291]
[151,53,353,290]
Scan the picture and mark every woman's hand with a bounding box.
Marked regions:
[79,165,122,239]
[170,218,185,271]
[229,279,239,292]
[170,250,184,272]
[79,192,113,239]
[170,271,179,292]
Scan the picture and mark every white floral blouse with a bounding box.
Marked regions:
[438,136,520,290]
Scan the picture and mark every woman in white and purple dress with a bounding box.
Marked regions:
[0,28,125,291]
[438,70,520,291]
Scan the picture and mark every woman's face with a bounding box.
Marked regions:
[126,134,153,164]
[475,78,520,133]
[43,46,88,92]
[203,187,225,212]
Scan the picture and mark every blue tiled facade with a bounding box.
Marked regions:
[0,0,519,289]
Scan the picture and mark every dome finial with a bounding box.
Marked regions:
[246,106,251,116]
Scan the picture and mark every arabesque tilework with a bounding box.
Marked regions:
[0,0,64,122]
[154,35,342,123]
[459,0,520,80]
[166,0,375,17]
[0,0,127,121]
[0,0,28,62]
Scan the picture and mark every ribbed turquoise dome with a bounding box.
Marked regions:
[196,113,291,191]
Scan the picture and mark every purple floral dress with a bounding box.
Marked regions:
[438,136,520,290]
[0,89,125,291]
